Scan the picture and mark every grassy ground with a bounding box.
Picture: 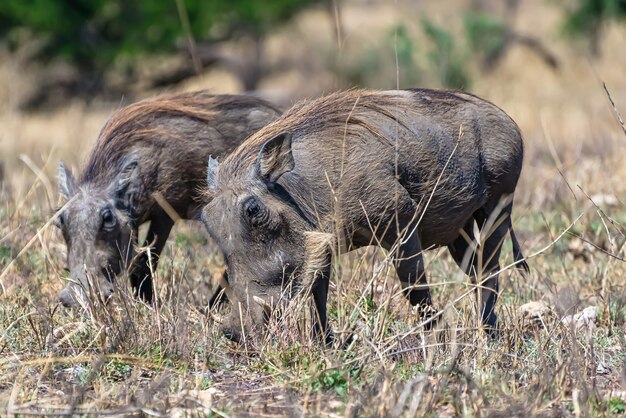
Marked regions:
[1,0,626,416]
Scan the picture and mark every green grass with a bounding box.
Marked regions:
[1,173,626,416]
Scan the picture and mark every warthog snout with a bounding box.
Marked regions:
[215,293,281,343]
[59,286,81,308]
[58,278,115,308]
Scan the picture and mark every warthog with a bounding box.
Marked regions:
[202,88,529,342]
[56,91,280,307]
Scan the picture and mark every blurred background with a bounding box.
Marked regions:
[0,0,624,164]
[0,0,625,286]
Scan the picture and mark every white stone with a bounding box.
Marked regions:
[562,306,598,332]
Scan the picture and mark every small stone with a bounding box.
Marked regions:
[562,306,598,332]
[590,193,619,207]
[186,388,219,405]
[596,361,610,375]
[518,301,553,331]
[567,239,592,262]
[518,301,551,320]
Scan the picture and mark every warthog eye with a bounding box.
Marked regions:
[101,208,117,230]
[242,197,269,227]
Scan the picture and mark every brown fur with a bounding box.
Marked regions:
[83,92,280,215]
[57,91,281,306]
[83,92,275,182]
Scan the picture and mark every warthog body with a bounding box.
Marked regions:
[202,88,528,342]
[56,91,280,307]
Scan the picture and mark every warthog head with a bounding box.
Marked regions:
[202,133,322,341]
[56,157,140,307]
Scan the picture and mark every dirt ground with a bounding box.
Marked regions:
[1,0,626,416]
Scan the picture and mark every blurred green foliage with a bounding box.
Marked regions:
[391,24,421,87]
[0,1,578,99]
[421,18,470,89]
[464,13,508,65]
[335,21,471,91]
[0,0,318,81]
[332,23,421,89]
[564,0,626,38]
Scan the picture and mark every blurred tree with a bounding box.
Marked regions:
[0,0,319,107]
[465,13,559,71]
[563,0,626,55]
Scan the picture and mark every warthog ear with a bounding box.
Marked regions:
[114,158,140,210]
[207,156,219,192]
[257,132,294,183]
[58,161,76,200]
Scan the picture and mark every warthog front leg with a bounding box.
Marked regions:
[131,214,175,302]
[311,274,333,345]
[303,231,335,345]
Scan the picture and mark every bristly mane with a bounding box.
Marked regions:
[217,88,472,182]
[80,91,278,184]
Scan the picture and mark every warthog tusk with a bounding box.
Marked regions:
[253,295,272,317]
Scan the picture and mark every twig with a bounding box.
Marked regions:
[174,0,202,76]
[603,82,626,136]
[19,154,54,210]
[7,405,162,417]
[0,311,36,354]
[414,212,584,331]
[567,232,626,263]
[0,196,76,294]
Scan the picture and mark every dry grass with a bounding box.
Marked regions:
[2,0,626,416]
